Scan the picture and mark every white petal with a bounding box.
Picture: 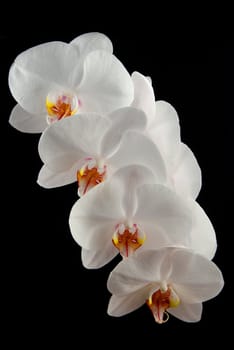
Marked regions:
[188,199,217,259]
[81,246,118,269]
[38,114,111,171]
[101,107,147,157]
[107,289,148,317]
[148,101,181,163]
[146,76,152,84]
[70,32,113,56]
[172,143,201,199]
[131,72,155,124]
[136,222,183,252]
[37,163,78,188]
[154,100,179,124]
[9,104,47,133]
[134,184,193,247]
[78,51,134,114]
[110,165,157,218]
[168,302,202,322]
[170,248,224,303]
[9,42,82,114]
[69,180,124,250]
[107,250,171,296]
[109,130,167,184]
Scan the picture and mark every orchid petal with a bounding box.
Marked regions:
[38,114,111,171]
[69,181,124,250]
[70,32,113,56]
[109,130,167,184]
[107,289,149,317]
[9,104,47,133]
[81,246,118,269]
[170,248,224,303]
[172,143,201,199]
[37,163,79,188]
[107,250,171,296]
[148,101,181,163]
[131,72,155,124]
[189,199,217,259]
[134,184,192,247]
[101,107,147,157]
[168,302,202,322]
[111,165,156,218]
[78,51,134,114]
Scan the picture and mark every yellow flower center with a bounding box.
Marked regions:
[112,224,146,257]
[46,91,79,123]
[147,286,180,324]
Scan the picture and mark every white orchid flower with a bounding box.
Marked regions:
[68,165,203,268]
[107,247,224,324]
[131,72,201,199]
[9,32,134,133]
[38,108,167,196]
[69,164,216,269]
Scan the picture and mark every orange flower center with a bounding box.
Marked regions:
[112,224,146,257]
[146,286,180,324]
[77,159,107,196]
[46,92,79,123]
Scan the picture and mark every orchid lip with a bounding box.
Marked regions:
[46,90,79,123]
[77,157,107,196]
[112,223,146,257]
[147,285,180,324]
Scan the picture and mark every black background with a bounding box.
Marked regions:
[1,13,233,346]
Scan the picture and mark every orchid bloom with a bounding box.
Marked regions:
[38,108,167,196]
[69,164,216,269]
[107,247,224,323]
[9,32,133,133]
[68,165,203,268]
[131,72,201,199]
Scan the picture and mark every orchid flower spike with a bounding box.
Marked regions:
[9,32,133,133]
[107,247,224,324]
